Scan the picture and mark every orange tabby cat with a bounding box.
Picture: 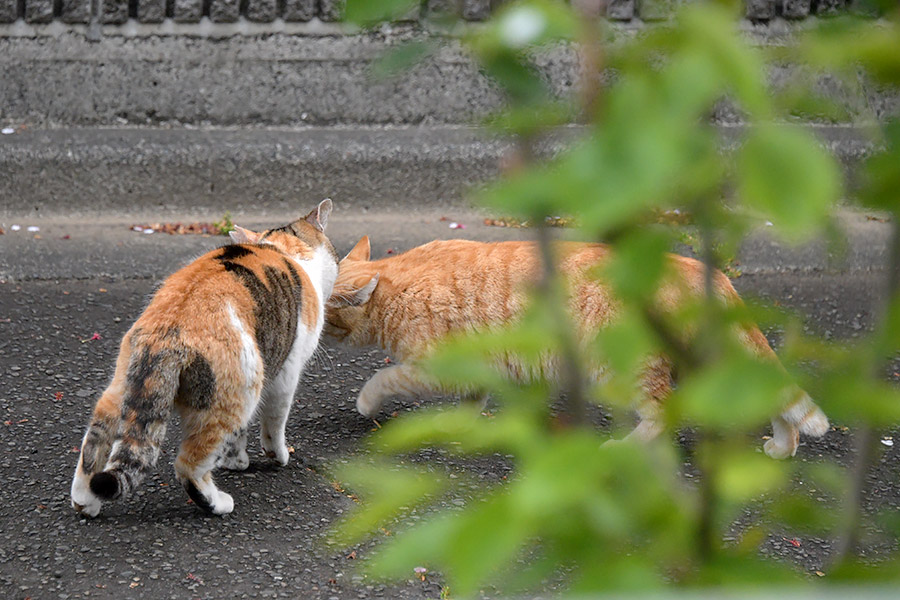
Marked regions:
[71,200,338,517]
[326,236,829,459]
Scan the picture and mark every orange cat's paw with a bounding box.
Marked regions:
[763,437,797,459]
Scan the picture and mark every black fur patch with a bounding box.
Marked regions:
[184,480,215,514]
[179,354,216,410]
[90,472,119,500]
[221,260,302,381]
[217,245,254,262]
[124,347,171,431]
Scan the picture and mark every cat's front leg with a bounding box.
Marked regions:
[259,382,297,466]
[356,363,431,417]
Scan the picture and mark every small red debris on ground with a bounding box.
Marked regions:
[55,391,64,401]
[81,332,102,343]
[386,248,394,254]
[439,216,449,221]
[61,234,70,239]
[783,537,801,548]
[448,222,465,229]
[384,357,391,364]
[346,551,357,560]
[186,572,203,584]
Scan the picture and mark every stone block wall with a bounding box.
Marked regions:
[0,0,859,25]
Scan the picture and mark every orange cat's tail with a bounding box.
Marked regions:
[89,347,182,502]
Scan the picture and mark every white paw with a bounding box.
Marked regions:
[71,473,101,517]
[764,438,797,460]
[263,444,289,466]
[210,491,234,516]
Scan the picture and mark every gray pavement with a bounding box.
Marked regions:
[1,208,898,599]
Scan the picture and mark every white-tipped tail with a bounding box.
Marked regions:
[782,392,829,437]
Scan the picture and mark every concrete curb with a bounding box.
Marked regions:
[0,124,877,220]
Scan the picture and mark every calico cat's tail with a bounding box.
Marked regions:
[88,347,182,503]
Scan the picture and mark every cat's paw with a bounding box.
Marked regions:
[264,445,290,466]
[71,497,102,518]
[210,491,234,516]
[764,437,797,460]
[71,473,101,518]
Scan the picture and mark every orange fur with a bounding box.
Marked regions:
[326,238,829,458]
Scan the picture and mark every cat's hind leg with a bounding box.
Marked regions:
[175,413,236,516]
[623,358,671,444]
[71,384,123,517]
[175,385,251,515]
[356,363,432,417]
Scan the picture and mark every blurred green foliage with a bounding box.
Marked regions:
[331,0,900,596]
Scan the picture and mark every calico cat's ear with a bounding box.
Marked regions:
[344,236,371,262]
[304,198,333,233]
[229,226,261,244]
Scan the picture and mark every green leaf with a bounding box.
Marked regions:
[343,0,419,26]
[737,124,841,242]
[602,229,671,305]
[330,461,446,546]
[674,353,791,430]
[370,40,438,80]
[716,449,788,503]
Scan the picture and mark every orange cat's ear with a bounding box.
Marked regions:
[344,236,371,262]
[333,274,379,307]
[350,275,379,305]
[304,198,333,233]
[229,226,261,244]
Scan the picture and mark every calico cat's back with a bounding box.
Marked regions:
[141,242,322,376]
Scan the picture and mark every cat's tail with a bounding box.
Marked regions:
[88,347,182,503]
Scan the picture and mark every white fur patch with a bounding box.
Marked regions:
[227,303,263,424]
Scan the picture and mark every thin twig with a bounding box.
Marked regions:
[832,219,900,565]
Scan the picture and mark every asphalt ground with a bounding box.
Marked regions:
[1,209,898,599]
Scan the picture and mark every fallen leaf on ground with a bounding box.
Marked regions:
[131,222,228,236]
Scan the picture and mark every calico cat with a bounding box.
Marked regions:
[70,199,338,517]
[325,236,829,459]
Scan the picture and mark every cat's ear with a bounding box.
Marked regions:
[229,225,261,244]
[304,198,333,233]
[333,274,379,307]
[344,236,371,262]
[349,275,379,306]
